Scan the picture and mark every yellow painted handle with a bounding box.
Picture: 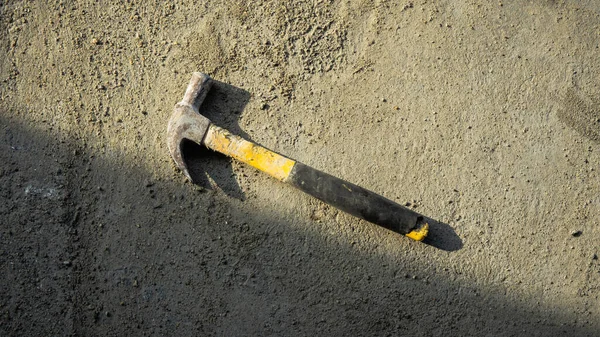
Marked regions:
[203,124,296,182]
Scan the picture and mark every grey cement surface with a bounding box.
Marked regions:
[1,1,600,336]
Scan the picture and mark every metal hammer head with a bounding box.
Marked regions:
[167,72,213,181]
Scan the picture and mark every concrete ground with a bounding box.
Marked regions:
[1,0,599,336]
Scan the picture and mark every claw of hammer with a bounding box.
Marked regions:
[167,73,213,181]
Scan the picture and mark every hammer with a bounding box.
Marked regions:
[167,73,428,241]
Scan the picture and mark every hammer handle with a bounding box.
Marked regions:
[204,124,428,241]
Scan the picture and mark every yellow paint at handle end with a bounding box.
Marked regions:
[405,222,429,241]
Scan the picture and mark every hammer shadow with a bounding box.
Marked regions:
[421,216,462,251]
[183,79,462,250]
[182,80,251,200]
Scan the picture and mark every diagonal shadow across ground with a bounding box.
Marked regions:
[1,110,598,336]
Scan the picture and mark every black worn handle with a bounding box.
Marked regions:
[288,162,422,235]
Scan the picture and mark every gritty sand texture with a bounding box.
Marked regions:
[1,1,600,336]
